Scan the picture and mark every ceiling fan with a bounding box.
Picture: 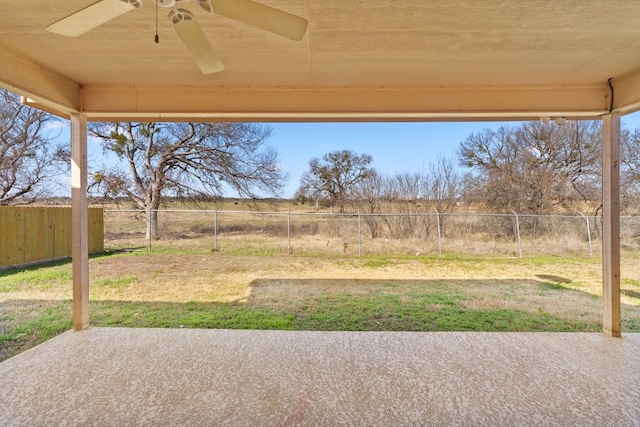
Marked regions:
[45,0,308,74]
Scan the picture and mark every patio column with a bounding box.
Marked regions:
[71,113,89,331]
[602,112,621,337]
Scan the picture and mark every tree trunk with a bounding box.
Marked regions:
[145,208,160,241]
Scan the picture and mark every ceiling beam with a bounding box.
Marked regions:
[80,83,610,122]
[612,68,640,115]
[0,44,79,117]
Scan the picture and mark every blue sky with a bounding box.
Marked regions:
[76,112,640,199]
[268,121,495,197]
[268,112,640,197]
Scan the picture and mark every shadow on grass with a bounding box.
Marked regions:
[535,274,572,284]
[0,249,141,277]
[246,278,607,333]
[3,277,639,362]
[0,299,73,362]
[622,289,640,299]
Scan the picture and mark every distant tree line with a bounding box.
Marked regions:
[295,121,640,219]
[294,150,461,238]
[4,86,640,235]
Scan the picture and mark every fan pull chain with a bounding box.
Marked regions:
[154,0,159,43]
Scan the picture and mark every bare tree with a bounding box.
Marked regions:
[458,121,601,215]
[426,155,462,237]
[350,154,461,240]
[297,150,374,213]
[388,171,424,237]
[0,89,66,204]
[353,169,388,238]
[383,156,461,239]
[621,127,640,214]
[89,122,285,239]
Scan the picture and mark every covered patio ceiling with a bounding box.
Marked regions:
[2,0,640,121]
[0,1,634,337]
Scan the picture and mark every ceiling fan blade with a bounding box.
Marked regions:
[45,0,140,37]
[209,0,307,41]
[171,9,225,74]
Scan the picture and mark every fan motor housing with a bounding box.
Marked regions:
[153,0,187,8]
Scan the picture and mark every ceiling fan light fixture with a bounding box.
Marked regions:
[45,0,307,74]
[196,0,214,13]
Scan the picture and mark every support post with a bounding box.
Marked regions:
[146,208,152,252]
[71,113,89,331]
[435,209,442,257]
[578,211,593,258]
[602,113,621,337]
[357,209,361,257]
[287,211,291,252]
[512,211,522,258]
[214,208,218,251]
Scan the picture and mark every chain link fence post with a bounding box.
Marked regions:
[579,211,593,258]
[213,208,218,251]
[146,208,152,252]
[287,210,291,253]
[357,209,362,257]
[435,209,442,257]
[512,211,522,258]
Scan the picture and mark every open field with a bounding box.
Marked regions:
[103,209,632,257]
[2,250,639,362]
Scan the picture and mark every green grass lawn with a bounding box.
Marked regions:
[1,251,639,362]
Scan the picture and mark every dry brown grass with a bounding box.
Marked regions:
[2,250,640,362]
[83,251,640,322]
[103,207,624,258]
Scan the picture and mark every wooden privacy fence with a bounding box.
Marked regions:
[0,206,104,268]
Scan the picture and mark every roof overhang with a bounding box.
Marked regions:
[2,1,640,122]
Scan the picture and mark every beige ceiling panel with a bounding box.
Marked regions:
[309,54,589,86]
[2,0,640,119]
[2,0,310,86]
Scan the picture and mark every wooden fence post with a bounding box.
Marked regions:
[71,113,89,331]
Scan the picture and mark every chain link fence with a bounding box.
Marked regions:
[103,209,640,257]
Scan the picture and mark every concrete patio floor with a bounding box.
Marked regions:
[1,329,639,426]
